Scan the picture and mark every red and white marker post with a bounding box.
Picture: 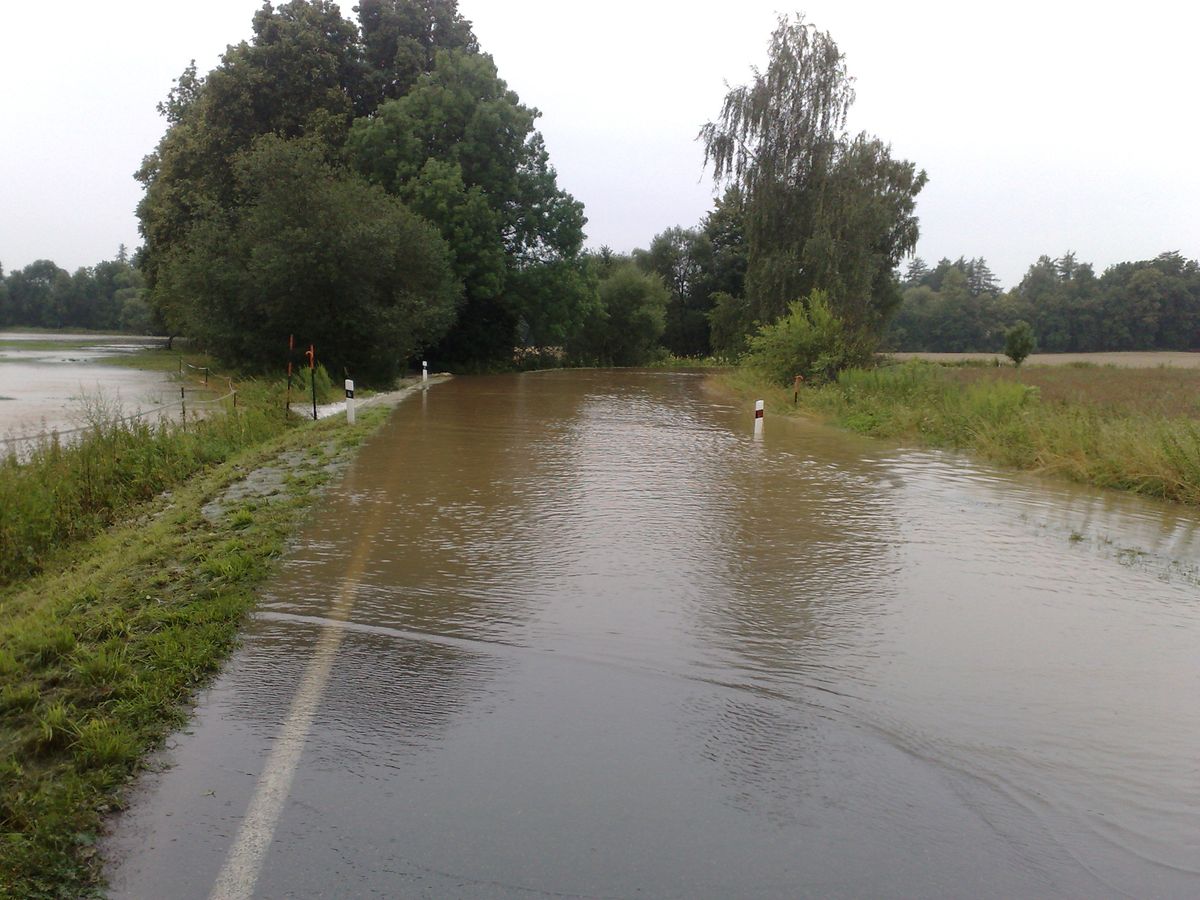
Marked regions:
[754,399,764,436]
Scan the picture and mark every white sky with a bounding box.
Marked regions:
[2,0,1198,289]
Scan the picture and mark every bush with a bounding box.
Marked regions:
[291,363,338,404]
[742,291,868,385]
[567,263,668,366]
[1005,321,1037,367]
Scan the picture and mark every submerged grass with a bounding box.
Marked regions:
[0,378,395,897]
[725,360,1200,506]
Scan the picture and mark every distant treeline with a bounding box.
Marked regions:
[887,252,1200,353]
[0,247,151,333]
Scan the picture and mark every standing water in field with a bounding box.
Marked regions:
[106,370,1200,899]
[0,332,174,443]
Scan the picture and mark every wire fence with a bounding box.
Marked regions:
[182,360,211,384]
[1,372,237,455]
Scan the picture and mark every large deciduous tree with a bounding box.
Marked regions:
[357,0,478,107]
[635,226,712,357]
[634,187,747,358]
[138,0,589,377]
[700,14,926,342]
[348,47,589,365]
[3,261,69,328]
[154,137,459,383]
[137,0,366,294]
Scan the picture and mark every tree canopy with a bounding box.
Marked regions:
[887,251,1200,353]
[567,260,668,367]
[0,252,147,332]
[700,14,926,342]
[347,47,589,365]
[153,136,459,382]
[136,0,588,381]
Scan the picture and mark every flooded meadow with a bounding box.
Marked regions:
[0,332,176,449]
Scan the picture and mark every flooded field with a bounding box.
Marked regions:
[891,350,1200,368]
[0,331,175,446]
[105,371,1200,899]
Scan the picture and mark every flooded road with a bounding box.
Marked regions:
[0,332,173,443]
[105,371,1200,899]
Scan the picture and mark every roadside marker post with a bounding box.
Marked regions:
[305,344,317,421]
[422,360,428,382]
[754,399,764,436]
[345,379,355,425]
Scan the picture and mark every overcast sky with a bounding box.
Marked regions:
[2,0,1198,288]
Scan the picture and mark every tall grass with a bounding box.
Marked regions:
[729,360,1200,506]
[0,382,286,585]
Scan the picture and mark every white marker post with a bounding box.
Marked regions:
[422,360,428,382]
[754,399,764,437]
[344,379,355,425]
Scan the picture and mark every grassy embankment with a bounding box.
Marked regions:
[0,360,388,897]
[726,359,1200,505]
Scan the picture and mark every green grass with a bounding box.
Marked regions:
[944,362,1200,419]
[647,354,729,370]
[724,360,1200,506]
[92,346,212,374]
[0,381,282,586]
[0,340,97,353]
[0,382,394,897]
[0,328,135,337]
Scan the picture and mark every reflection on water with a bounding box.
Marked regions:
[106,370,1200,899]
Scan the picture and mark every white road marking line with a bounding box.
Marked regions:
[209,559,369,899]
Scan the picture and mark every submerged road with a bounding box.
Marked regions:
[104,371,1200,899]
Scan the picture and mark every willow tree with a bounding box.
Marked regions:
[700,14,926,343]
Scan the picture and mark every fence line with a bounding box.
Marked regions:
[1,383,238,451]
[183,361,210,382]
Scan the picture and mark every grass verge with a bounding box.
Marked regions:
[0,380,275,586]
[723,360,1200,506]
[0,391,395,897]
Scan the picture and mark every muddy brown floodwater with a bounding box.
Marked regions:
[0,332,173,445]
[104,370,1200,899]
